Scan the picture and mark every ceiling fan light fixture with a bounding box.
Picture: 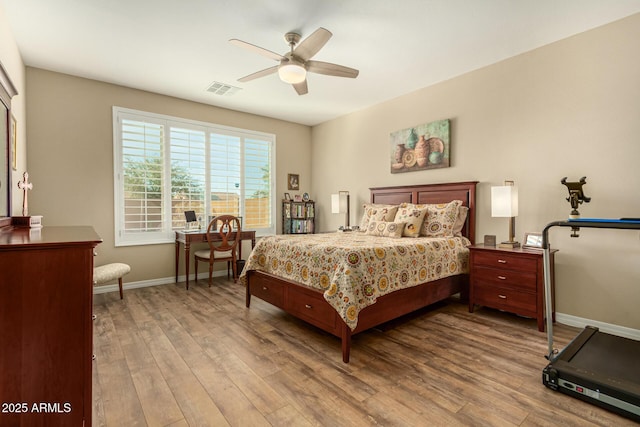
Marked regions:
[278,63,306,84]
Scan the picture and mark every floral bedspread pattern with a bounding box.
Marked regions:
[239,232,470,330]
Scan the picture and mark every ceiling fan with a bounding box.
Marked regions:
[229,27,359,95]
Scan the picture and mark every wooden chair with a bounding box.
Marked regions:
[193,215,241,288]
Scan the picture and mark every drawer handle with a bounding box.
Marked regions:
[262,286,268,291]
[305,304,312,309]
[497,275,507,280]
[498,294,507,299]
[497,259,507,264]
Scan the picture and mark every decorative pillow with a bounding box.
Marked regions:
[365,220,405,238]
[359,204,399,230]
[452,205,469,237]
[420,200,463,237]
[394,205,428,237]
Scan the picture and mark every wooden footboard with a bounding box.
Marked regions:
[246,269,468,362]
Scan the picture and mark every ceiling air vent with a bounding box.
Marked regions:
[206,81,241,96]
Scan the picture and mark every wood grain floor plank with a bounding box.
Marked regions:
[264,404,315,427]
[94,359,148,426]
[106,293,185,426]
[216,352,288,415]
[189,354,271,427]
[92,281,637,426]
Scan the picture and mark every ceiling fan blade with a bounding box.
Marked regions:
[293,27,332,61]
[293,80,308,95]
[229,39,285,62]
[307,60,359,78]
[237,66,278,82]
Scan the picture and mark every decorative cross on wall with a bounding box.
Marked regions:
[17,171,33,217]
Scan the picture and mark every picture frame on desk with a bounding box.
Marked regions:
[523,232,543,249]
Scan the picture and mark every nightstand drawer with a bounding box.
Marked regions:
[472,266,537,291]
[473,251,537,272]
[473,283,536,317]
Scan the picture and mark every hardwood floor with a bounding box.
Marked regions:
[92,279,635,426]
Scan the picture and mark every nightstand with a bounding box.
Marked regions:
[468,244,556,332]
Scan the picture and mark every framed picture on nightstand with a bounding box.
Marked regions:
[523,232,543,249]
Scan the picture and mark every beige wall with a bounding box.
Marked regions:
[311,14,640,329]
[26,68,312,283]
[0,4,27,215]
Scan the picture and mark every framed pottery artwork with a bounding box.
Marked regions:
[390,118,450,173]
[523,232,543,249]
[288,173,299,190]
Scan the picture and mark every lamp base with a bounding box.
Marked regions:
[499,240,520,249]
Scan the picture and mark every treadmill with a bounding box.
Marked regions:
[541,218,640,422]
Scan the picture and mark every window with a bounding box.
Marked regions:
[113,107,275,246]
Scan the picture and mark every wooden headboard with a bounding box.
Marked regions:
[369,181,478,244]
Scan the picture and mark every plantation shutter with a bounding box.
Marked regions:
[114,107,276,246]
[120,118,165,236]
[209,133,241,219]
[170,126,207,228]
[244,138,272,230]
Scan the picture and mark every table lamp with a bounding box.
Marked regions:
[491,180,520,248]
[331,191,350,231]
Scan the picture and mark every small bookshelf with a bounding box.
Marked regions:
[282,200,315,234]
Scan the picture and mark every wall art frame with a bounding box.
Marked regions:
[288,173,299,190]
[390,118,450,174]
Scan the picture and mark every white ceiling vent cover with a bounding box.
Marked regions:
[206,81,241,96]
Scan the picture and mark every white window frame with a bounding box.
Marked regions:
[113,106,276,246]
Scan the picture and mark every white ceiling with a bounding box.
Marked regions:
[2,0,640,126]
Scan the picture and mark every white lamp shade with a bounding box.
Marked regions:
[491,186,519,217]
[278,64,307,84]
[331,193,348,214]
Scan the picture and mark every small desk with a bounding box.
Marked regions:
[175,229,256,288]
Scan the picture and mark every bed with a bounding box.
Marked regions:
[242,181,477,362]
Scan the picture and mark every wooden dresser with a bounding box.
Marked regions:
[0,226,101,426]
[468,244,556,332]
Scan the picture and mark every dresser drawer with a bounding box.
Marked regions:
[287,286,337,331]
[250,276,285,307]
[472,266,537,291]
[473,283,536,317]
[473,251,537,272]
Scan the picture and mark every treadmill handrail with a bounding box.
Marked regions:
[542,219,640,360]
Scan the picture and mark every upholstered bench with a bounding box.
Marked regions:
[93,263,130,299]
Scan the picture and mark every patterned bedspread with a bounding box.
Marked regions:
[239,232,470,330]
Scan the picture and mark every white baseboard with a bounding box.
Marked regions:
[556,312,640,341]
[92,271,230,295]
